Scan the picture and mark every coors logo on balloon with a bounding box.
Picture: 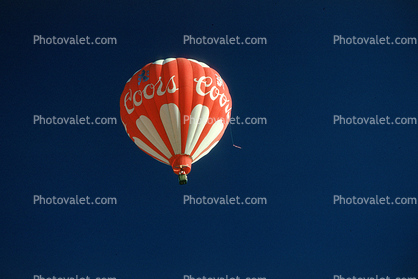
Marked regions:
[120,58,232,185]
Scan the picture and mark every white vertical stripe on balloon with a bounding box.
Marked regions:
[191,120,224,160]
[153,59,164,65]
[162,58,176,65]
[153,58,176,65]
[136,115,172,159]
[160,103,181,155]
[188,59,209,68]
[185,104,210,155]
[192,141,219,163]
[133,137,170,164]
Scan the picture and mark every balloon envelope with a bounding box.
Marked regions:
[120,58,232,177]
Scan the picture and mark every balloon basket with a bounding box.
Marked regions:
[178,173,188,185]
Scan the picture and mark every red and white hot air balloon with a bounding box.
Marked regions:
[120,58,232,184]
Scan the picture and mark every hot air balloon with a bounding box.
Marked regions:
[120,58,232,184]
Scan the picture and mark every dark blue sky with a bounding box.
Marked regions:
[1,1,417,278]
